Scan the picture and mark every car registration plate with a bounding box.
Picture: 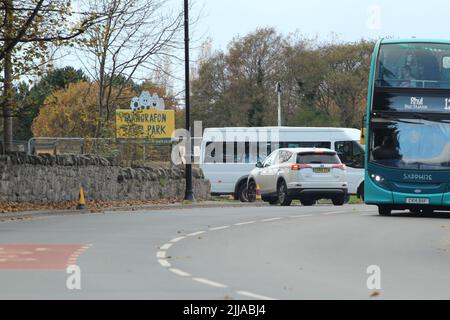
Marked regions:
[406,198,430,204]
[313,168,330,174]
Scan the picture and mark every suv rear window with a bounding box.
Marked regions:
[296,152,341,164]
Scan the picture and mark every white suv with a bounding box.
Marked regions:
[247,148,348,206]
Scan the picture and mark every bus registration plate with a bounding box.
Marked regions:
[406,198,430,204]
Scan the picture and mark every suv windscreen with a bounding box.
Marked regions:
[296,153,341,164]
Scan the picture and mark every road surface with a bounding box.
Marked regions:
[0,204,449,299]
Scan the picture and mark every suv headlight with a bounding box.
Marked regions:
[369,172,391,190]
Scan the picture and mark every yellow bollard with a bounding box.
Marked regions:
[77,186,87,210]
[256,184,262,201]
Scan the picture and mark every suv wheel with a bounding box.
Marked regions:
[378,205,392,216]
[277,180,292,206]
[247,180,256,203]
[237,183,248,203]
[332,195,345,206]
[300,198,315,206]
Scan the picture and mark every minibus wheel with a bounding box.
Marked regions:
[237,183,248,203]
[247,180,257,203]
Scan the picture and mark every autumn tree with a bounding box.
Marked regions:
[191,29,374,129]
[0,0,100,151]
[321,41,374,127]
[32,79,179,138]
[32,82,100,138]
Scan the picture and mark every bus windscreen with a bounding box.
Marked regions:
[376,43,450,89]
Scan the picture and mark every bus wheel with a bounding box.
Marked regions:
[357,183,364,201]
[237,183,248,203]
[378,205,392,216]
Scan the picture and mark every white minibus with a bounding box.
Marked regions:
[199,127,365,202]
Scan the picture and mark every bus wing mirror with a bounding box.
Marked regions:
[360,115,367,145]
[360,128,366,145]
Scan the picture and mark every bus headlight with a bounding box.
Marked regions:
[369,172,390,190]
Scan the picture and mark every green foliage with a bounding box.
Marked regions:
[13,67,89,140]
[287,108,340,127]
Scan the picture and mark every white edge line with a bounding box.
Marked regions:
[156,251,166,259]
[236,290,277,300]
[192,277,228,288]
[169,268,191,277]
[261,217,282,222]
[234,221,256,226]
[210,226,230,231]
[170,236,186,243]
[187,231,206,237]
[160,243,173,250]
[158,259,171,268]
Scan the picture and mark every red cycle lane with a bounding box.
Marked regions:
[0,244,91,270]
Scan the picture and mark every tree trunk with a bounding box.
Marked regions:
[2,0,14,152]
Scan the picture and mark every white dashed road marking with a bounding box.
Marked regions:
[169,268,191,277]
[156,251,166,259]
[236,290,277,300]
[160,243,173,251]
[158,259,171,268]
[261,217,282,222]
[192,278,228,288]
[322,211,345,216]
[289,214,313,218]
[234,221,256,226]
[210,226,230,231]
[187,231,206,237]
[170,236,186,243]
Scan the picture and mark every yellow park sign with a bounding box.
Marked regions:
[116,108,175,141]
[116,91,175,142]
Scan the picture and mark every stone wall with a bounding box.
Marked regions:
[0,153,210,203]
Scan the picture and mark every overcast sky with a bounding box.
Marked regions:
[59,0,450,97]
[194,0,449,50]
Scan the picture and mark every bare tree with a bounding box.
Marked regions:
[78,0,184,138]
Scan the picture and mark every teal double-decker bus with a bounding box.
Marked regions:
[364,39,450,216]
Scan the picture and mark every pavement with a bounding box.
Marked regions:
[0,203,450,299]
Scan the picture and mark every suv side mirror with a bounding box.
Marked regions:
[256,161,263,168]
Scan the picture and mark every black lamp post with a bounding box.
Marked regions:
[184,0,194,201]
